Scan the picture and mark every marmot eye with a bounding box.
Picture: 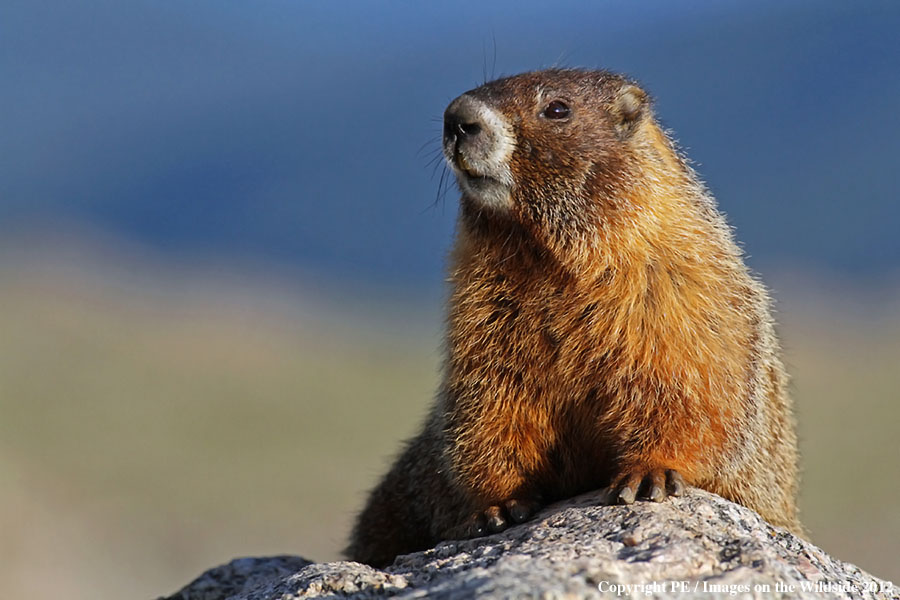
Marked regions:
[542,100,570,120]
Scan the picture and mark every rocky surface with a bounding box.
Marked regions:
[160,489,897,600]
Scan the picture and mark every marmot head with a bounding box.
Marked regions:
[442,69,681,262]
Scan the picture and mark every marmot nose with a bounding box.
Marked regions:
[444,95,487,148]
[444,115,482,144]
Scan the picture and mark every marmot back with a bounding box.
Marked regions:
[346,68,801,568]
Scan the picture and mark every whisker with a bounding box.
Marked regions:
[482,40,487,85]
[417,135,442,157]
[490,32,498,81]
[428,153,446,178]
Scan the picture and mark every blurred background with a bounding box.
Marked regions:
[1,1,898,597]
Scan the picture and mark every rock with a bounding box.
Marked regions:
[159,489,897,599]
[161,556,313,600]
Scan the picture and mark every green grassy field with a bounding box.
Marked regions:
[1,251,897,599]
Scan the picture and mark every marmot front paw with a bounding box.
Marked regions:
[609,467,685,504]
[461,497,543,537]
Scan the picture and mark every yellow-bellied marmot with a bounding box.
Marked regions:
[346,68,802,567]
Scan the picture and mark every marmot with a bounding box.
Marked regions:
[346,68,802,567]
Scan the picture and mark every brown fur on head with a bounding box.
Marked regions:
[443,69,695,272]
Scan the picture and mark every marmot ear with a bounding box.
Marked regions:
[612,84,647,133]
